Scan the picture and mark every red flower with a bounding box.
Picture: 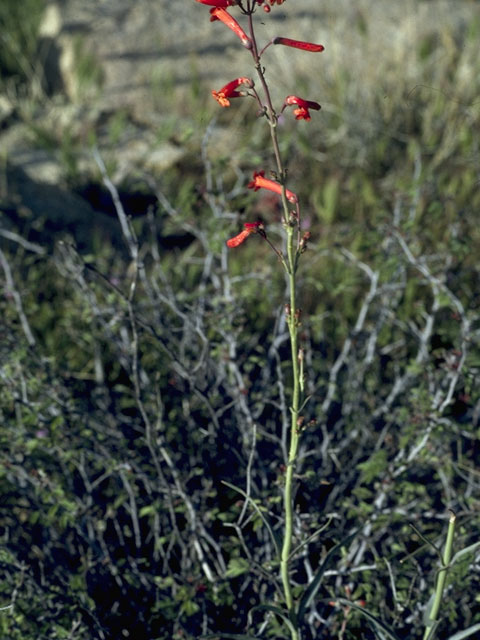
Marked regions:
[226,222,264,248]
[256,0,286,8]
[212,77,254,107]
[284,95,321,121]
[210,7,252,49]
[195,0,233,6]
[248,170,298,204]
[272,37,324,53]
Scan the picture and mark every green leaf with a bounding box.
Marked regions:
[446,623,480,640]
[289,517,332,561]
[139,504,157,517]
[297,529,358,621]
[180,599,200,617]
[450,540,480,566]
[0,548,15,564]
[358,450,388,484]
[225,557,250,578]
[333,599,402,640]
[422,593,435,626]
[424,619,440,640]
[248,603,297,636]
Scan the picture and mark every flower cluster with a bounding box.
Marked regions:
[198,0,323,123]
[195,0,323,248]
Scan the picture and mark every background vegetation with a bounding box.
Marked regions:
[1,1,479,639]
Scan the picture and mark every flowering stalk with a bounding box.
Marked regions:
[195,2,322,637]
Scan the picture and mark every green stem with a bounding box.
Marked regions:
[279,226,301,639]
[247,15,302,639]
[423,512,456,640]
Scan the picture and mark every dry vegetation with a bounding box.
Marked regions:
[1,1,480,639]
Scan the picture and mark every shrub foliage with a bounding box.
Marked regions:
[1,2,480,639]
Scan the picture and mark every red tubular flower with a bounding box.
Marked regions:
[226,222,264,248]
[196,0,233,6]
[272,37,324,52]
[210,7,252,49]
[248,170,298,204]
[284,95,321,121]
[256,0,286,6]
[212,77,253,107]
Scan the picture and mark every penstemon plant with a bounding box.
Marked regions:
[192,4,480,639]
[194,1,324,639]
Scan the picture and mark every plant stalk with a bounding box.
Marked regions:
[279,226,301,640]
[423,511,456,640]
[249,15,303,638]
